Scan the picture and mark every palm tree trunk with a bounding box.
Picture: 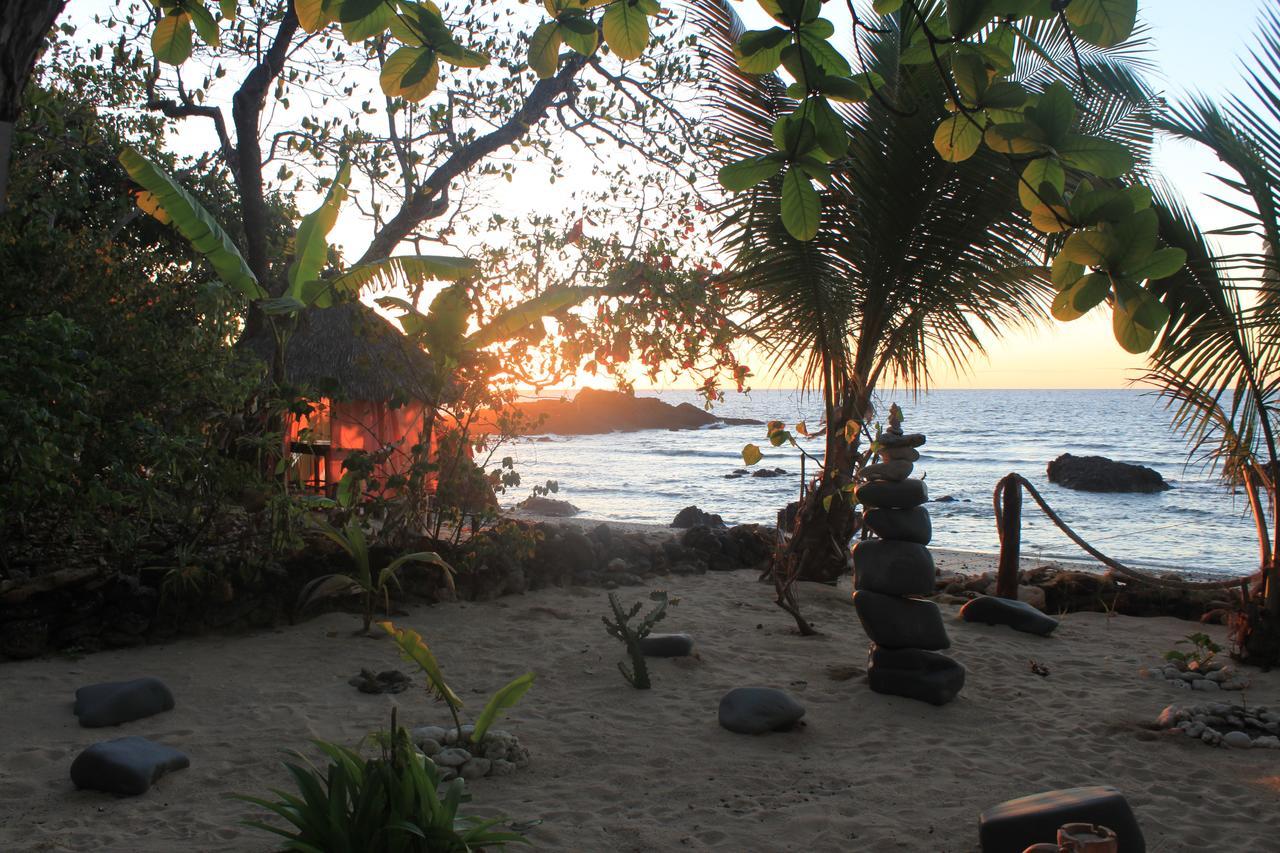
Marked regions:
[0,0,68,213]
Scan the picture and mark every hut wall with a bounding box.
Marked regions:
[330,399,433,491]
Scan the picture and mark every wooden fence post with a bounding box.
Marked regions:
[996,474,1021,600]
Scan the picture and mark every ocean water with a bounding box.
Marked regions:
[499,389,1268,579]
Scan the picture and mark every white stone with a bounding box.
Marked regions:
[412,725,449,743]
[417,738,442,756]
[1253,736,1280,749]
[1223,731,1253,749]
[460,757,492,779]
[433,747,471,767]
[489,759,517,776]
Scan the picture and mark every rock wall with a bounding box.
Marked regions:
[0,522,774,662]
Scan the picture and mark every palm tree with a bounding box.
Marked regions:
[1148,8,1280,663]
[695,1,1157,629]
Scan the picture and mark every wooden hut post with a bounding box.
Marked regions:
[996,474,1022,600]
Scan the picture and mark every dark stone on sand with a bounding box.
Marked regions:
[672,506,725,529]
[516,495,580,516]
[867,646,966,706]
[979,785,1145,853]
[1046,453,1170,494]
[74,677,175,728]
[70,736,190,796]
[852,590,950,650]
[960,596,1059,636]
[852,540,936,597]
[348,669,411,694]
[717,687,805,734]
[877,432,926,449]
[855,479,928,509]
[863,506,932,544]
[639,633,694,657]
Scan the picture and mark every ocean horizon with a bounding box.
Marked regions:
[500,387,1267,580]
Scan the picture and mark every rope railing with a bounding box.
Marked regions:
[992,472,1263,594]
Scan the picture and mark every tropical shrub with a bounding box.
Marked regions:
[381,621,534,745]
[602,590,674,689]
[236,715,526,852]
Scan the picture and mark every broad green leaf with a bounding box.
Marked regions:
[341,2,394,42]
[1018,156,1064,210]
[259,295,308,315]
[219,0,237,20]
[288,161,351,303]
[982,81,1026,110]
[464,286,600,351]
[735,26,791,74]
[119,147,263,299]
[1123,246,1186,282]
[152,13,193,65]
[952,52,988,104]
[1050,253,1085,291]
[380,46,439,100]
[809,97,848,158]
[933,114,984,162]
[1056,134,1133,177]
[1029,81,1075,142]
[379,622,464,708]
[984,122,1048,155]
[742,443,763,465]
[1066,0,1137,48]
[873,0,902,12]
[781,167,820,241]
[338,0,383,22]
[821,74,874,103]
[773,111,818,155]
[1050,272,1109,321]
[603,1,650,61]
[437,41,489,68]
[948,0,1002,38]
[1060,228,1119,267]
[796,27,851,76]
[188,4,221,46]
[780,43,818,88]
[719,154,785,191]
[1068,185,1135,224]
[389,0,448,44]
[471,673,535,744]
[1030,202,1072,233]
[529,21,562,78]
[295,0,338,33]
[1112,284,1166,353]
[1113,207,1159,269]
[560,15,600,55]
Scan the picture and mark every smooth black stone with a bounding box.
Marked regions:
[867,645,965,706]
[876,432,926,449]
[852,591,950,650]
[855,479,928,509]
[863,506,932,545]
[979,785,1145,853]
[852,540,936,596]
[70,737,190,796]
[961,596,1059,637]
[639,633,694,657]
[717,687,805,734]
[879,447,921,462]
[73,677,175,728]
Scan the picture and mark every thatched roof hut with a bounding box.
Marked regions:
[240,301,433,402]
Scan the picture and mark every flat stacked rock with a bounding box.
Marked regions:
[852,409,964,706]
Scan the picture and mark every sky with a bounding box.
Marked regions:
[65,0,1274,391]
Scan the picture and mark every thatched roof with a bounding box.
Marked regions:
[240,301,433,402]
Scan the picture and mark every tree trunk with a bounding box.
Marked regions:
[0,0,68,212]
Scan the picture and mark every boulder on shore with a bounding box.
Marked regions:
[516,496,580,517]
[1046,453,1170,493]
[509,388,763,434]
[672,506,725,529]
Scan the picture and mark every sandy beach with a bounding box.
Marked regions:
[2,541,1278,853]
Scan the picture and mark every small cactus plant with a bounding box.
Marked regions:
[602,590,673,689]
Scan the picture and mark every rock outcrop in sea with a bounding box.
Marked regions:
[1046,453,1170,493]
[507,388,764,434]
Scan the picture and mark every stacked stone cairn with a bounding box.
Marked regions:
[851,408,965,706]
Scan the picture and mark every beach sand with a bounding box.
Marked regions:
[2,544,1278,852]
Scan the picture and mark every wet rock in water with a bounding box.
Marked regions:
[852,591,950,650]
[866,645,966,706]
[74,677,175,728]
[863,506,932,545]
[718,687,805,734]
[960,596,1059,637]
[638,633,695,657]
[1047,453,1170,493]
[671,506,725,529]
[877,432,926,449]
[855,478,928,509]
[724,468,750,479]
[348,669,411,694]
[852,540,936,597]
[751,467,788,478]
[70,736,189,796]
[979,785,1145,853]
[516,495,580,516]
